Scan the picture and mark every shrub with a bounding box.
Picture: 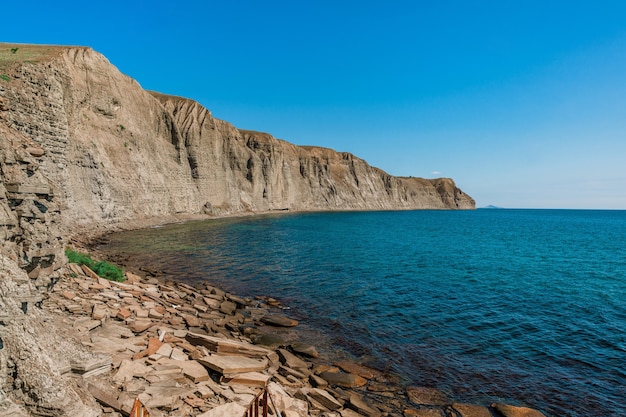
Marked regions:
[0,74,9,82]
[93,261,125,282]
[65,248,125,282]
[65,248,95,268]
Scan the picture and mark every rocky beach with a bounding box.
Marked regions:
[34,236,547,417]
[0,42,551,416]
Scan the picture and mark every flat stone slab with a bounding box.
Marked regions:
[179,360,210,383]
[305,387,343,411]
[319,370,366,388]
[291,342,318,358]
[452,403,493,417]
[491,403,547,417]
[406,386,450,406]
[336,361,380,379]
[278,348,309,371]
[221,371,271,387]
[252,333,285,350]
[197,354,268,376]
[186,332,272,358]
[197,402,246,417]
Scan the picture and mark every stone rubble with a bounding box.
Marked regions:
[39,262,547,417]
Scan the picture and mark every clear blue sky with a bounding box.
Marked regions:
[3,1,626,208]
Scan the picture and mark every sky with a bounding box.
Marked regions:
[2,1,626,208]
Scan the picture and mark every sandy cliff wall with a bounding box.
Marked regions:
[1,43,474,267]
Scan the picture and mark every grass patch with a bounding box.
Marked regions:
[0,43,64,71]
[0,74,9,82]
[65,248,125,282]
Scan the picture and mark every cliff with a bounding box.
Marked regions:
[0,43,474,415]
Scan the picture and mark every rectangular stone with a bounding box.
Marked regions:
[179,360,210,383]
[186,332,272,358]
[221,371,271,387]
[197,355,268,376]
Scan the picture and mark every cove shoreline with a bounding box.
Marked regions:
[71,211,551,417]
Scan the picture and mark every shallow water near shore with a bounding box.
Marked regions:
[98,209,626,417]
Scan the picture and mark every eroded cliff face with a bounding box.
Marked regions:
[1,44,473,236]
[0,43,474,415]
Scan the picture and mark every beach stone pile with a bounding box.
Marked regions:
[42,263,547,417]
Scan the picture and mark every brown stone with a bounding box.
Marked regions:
[452,403,492,417]
[404,408,446,417]
[291,342,319,358]
[197,354,268,376]
[319,370,367,388]
[116,307,132,320]
[406,387,450,406]
[305,388,343,411]
[181,313,202,328]
[261,314,299,327]
[278,348,310,371]
[125,271,142,283]
[147,337,163,355]
[184,395,206,408]
[221,371,271,387]
[61,291,76,300]
[336,361,380,379]
[491,403,547,417]
[81,265,100,280]
[186,332,272,358]
[128,319,154,333]
[178,360,210,383]
[348,393,381,417]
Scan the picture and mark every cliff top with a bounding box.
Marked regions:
[0,43,83,70]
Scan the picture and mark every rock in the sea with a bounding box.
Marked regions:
[252,333,285,350]
[261,314,299,327]
[406,387,450,406]
[453,403,493,417]
[319,370,367,388]
[290,342,319,358]
[491,403,547,417]
[336,361,379,379]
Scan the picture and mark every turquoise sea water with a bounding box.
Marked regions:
[99,209,626,416]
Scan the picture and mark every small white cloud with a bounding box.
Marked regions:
[431,171,442,175]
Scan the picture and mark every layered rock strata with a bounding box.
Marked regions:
[0,43,474,273]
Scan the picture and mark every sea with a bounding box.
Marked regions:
[98,209,626,417]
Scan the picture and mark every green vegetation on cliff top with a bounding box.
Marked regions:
[0,43,66,70]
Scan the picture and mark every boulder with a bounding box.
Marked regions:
[491,403,547,417]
